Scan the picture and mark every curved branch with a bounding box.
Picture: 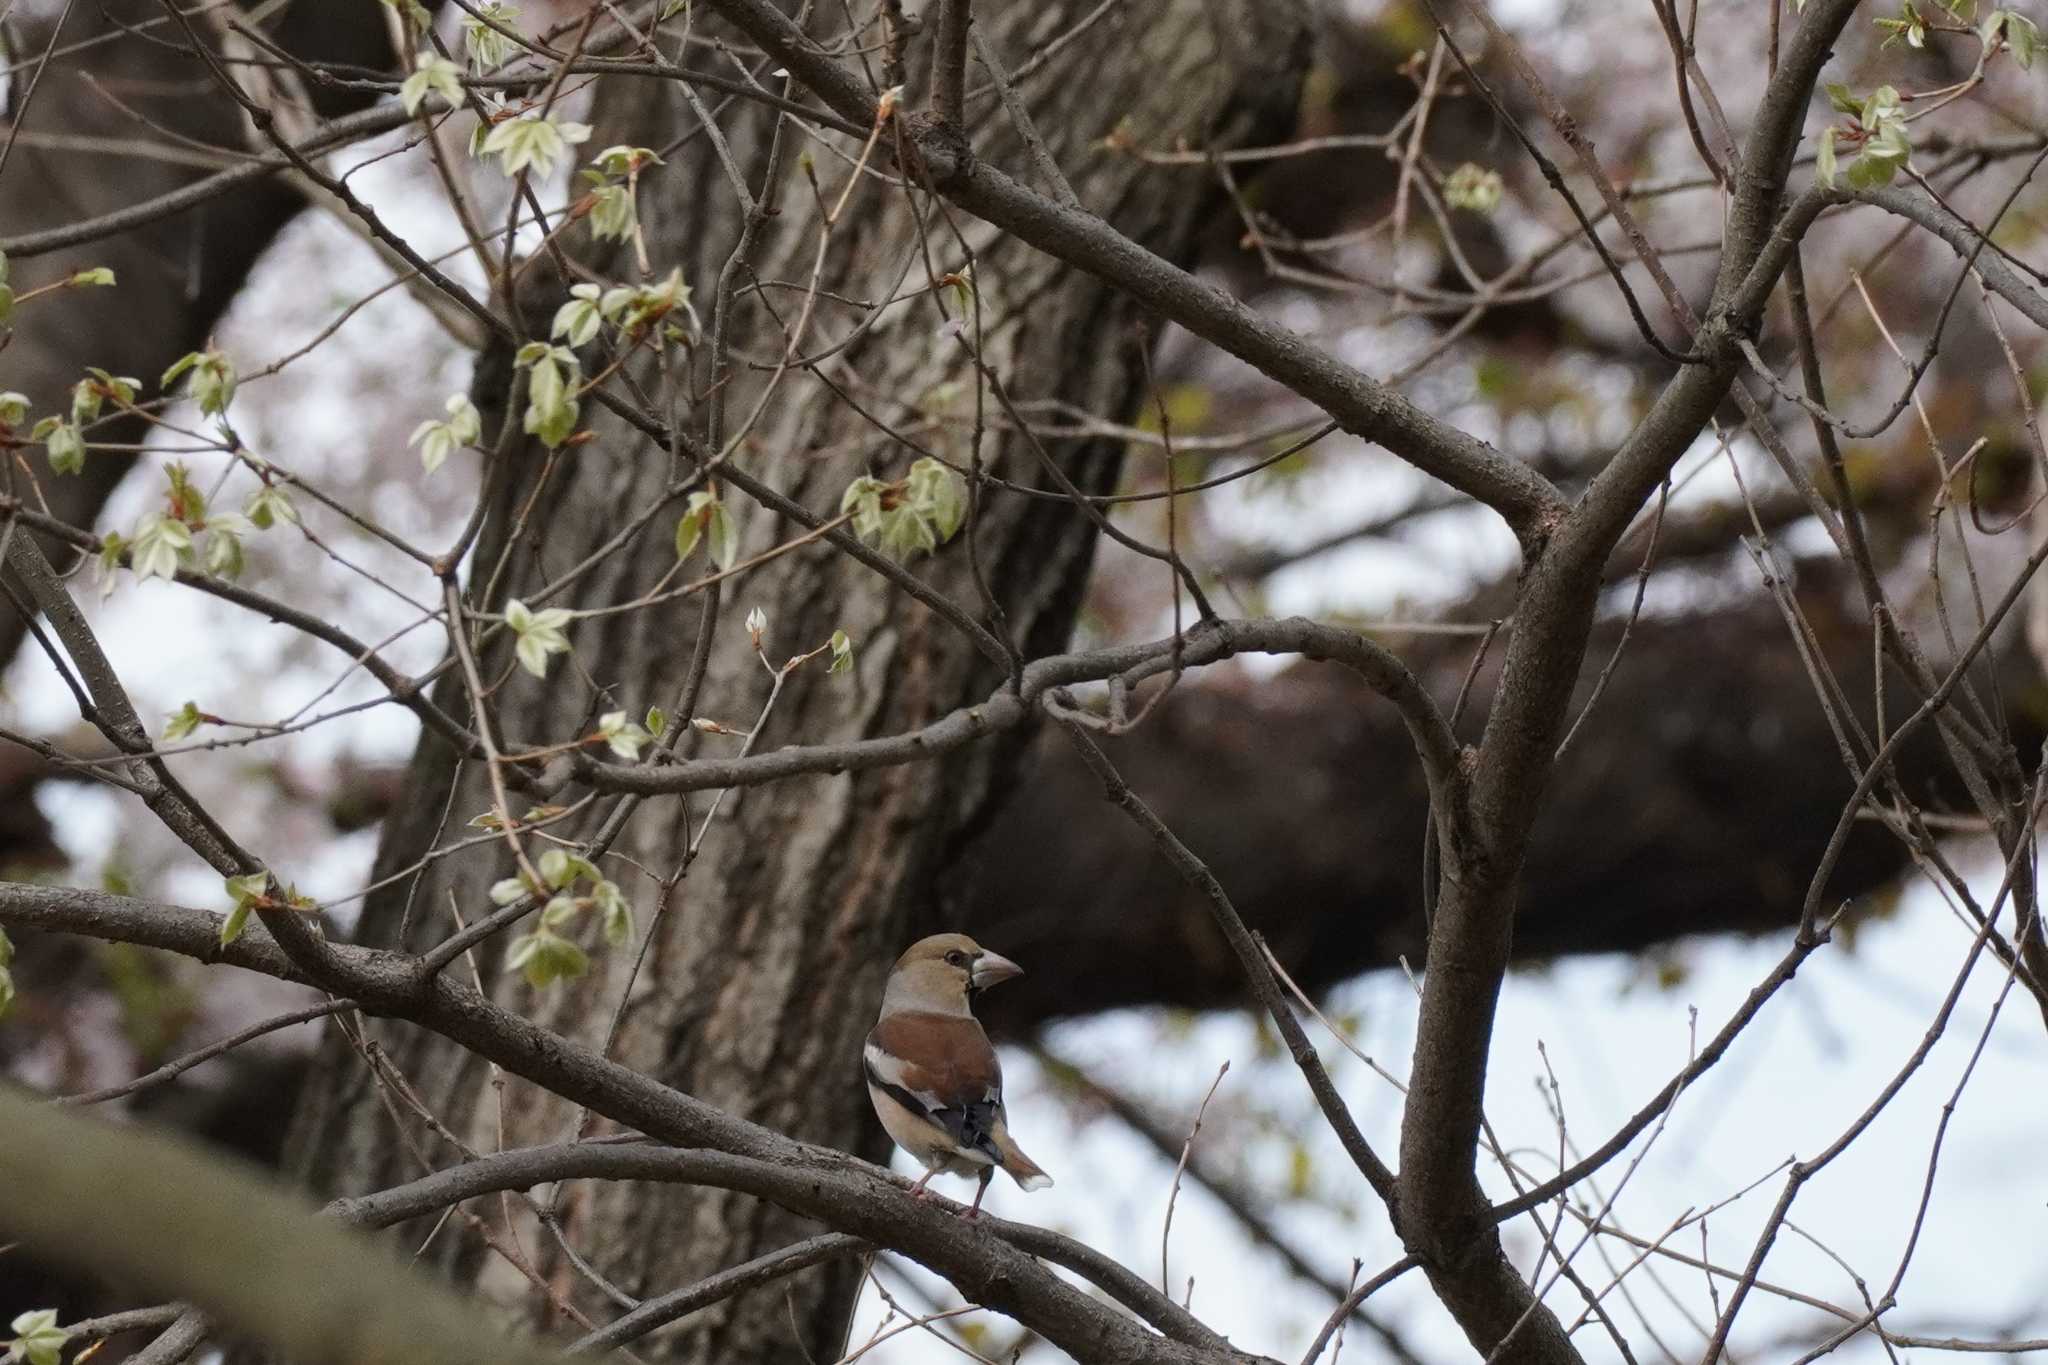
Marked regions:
[0,1090,572,1365]
[1053,719,1400,1204]
[1382,4,1875,1361]
[567,1234,867,1353]
[0,883,1273,1365]
[664,0,1565,543]
[0,100,412,258]
[582,616,1463,826]
[926,151,1569,545]
[323,1139,1225,1352]
[1856,183,2048,332]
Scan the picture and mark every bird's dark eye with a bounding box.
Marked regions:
[945,950,967,967]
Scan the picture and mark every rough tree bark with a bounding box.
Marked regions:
[280,4,1308,1361]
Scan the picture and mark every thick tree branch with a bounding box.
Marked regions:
[2,531,259,879]
[0,883,1272,1365]
[933,0,971,127]
[0,1091,571,1365]
[1387,3,1872,1360]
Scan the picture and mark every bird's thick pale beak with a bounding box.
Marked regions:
[971,951,1023,989]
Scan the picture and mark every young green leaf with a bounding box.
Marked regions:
[203,524,245,579]
[674,506,704,561]
[463,2,523,71]
[593,878,633,947]
[219,900,252,946]
[7,1309,69,1365]
[401,53,464,116]
[675,490,738,570]
[514,342,582,447]
[164,701,205,742]
[481,112,593,179]
[221,867,277,947]
[906,457,967,541]
[590,145,663,176]
[244,484,298,530]
[706,500,738,571]
[410,394,482,473]
[506,928,589,988]
[839,475,888,541]
[597,709,652,760]
[878,503,937,561]
[226,871,270,905]
[587,183,638,242]
[490,876,531,906]
[161,348,236,418]
[43,421,84,476]
[379,0,431,32]
[131,513,193,581]
[539,846,575,889]
[2001,9,2040,65]
[505,597,573,677]
[94,532,126,598]
[552,283,606,346]
[166,462,208,524]
[1442,162,1504,214]
[607,267,697,338]
[71,368,138,425]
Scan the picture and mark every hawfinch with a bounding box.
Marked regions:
[864,933,1052,1216]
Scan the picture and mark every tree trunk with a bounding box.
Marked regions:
[283,5,1307,1361]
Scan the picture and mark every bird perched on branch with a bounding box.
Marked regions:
[864,933,1053,1216]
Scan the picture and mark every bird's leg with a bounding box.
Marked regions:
[966,1167,993,1220]
[909,1168,935,1201]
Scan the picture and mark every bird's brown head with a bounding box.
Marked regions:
[883,933,1023,1014]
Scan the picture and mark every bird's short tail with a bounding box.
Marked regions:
[995,1131,1053,1191]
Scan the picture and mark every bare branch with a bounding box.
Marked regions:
[0,882,1272,1365]
[1052,717,1400,1205]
